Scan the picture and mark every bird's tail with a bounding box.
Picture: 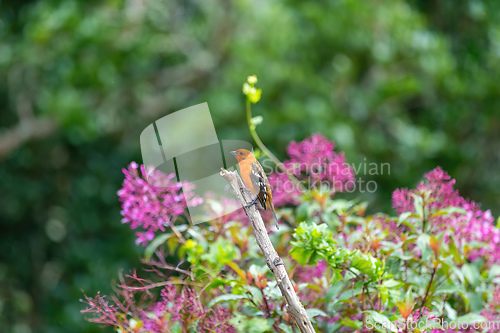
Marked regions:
[271,207,279,230]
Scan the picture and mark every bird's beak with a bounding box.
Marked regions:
[229,151,237,156]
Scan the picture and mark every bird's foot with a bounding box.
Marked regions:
[239,187,259,208]
[244,196,259,208]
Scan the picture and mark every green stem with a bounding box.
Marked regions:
[245,99,305,191]
[421,197,427,232]
[259,284,272,318]
[420,265,436,309]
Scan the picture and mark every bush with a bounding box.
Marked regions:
[82,81,500,332]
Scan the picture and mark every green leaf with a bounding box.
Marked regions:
[278,323,294,333]
[290,246,314,265]
[331,269,344,284]
[434,283,462,296]
[363,310,397,332]
[337,287,363,303]
[207,294,248,308]
[208,277,231,289]
[431,206,467,217]
[321,212,341,228]
[167,235,180,254]
[326,323,342,333]
[458,290,470,311]
[326,281,344,304]
[465,291,484,312]
[339,317,362,329]
[170,322,182,333]
[384,258,402,276]
[376,285,388,306]
[416,233,432,260]
[397,211,412,226]
[144,233,171,261]
[462,263,480,287]
[382,279,403,289]
[229,314,271,332]
[306,308,327,319]
[246,286,263,304]
[411,193,424,222]
[487,265,500,280]
[444,302,457,320]
[201,238,238,267]
[447,240,461,263]
[397,219,418,233]
[455,313,487,324]
[295,203,310,222]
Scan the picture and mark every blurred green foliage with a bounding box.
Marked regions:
[1,0,499,332]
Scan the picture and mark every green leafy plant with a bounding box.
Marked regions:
[81,79,500,332]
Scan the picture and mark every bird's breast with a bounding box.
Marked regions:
[241,170,259,195]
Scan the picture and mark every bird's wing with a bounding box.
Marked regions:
[249,162,267,210]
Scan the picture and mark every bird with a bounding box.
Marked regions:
[230,149,279,230]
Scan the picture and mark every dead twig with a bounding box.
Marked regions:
[220,168,315,333]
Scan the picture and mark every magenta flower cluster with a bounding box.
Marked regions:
[141,285,236,333]
[392,167,465,215]
[118,162,203,246]
[392,167,500,264]
[270,134,355,207]
[81,285,235,333]
[294,260,327,284]
[479,288,500,331]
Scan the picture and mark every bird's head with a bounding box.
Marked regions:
[230,149,253,162]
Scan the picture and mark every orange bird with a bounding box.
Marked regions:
[230,149,279,230]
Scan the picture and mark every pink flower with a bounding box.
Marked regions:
[270,134,355,206]
[82,285,236,333]
[294,260,327,283]
[118,162,202,246]
[480,288,500,331]
[392,167,500,264]
[268,171,302,207]
[392,167,463,215]
[140,285,236,332]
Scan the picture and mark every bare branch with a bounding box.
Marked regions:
[220,168,315,333]
[0,116,57,160]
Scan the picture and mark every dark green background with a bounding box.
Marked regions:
[1,0,499,332]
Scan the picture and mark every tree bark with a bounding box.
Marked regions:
[220,168,315,333]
